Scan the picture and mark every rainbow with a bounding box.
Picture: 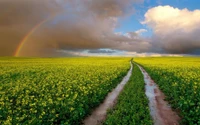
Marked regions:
[14,14,56,57]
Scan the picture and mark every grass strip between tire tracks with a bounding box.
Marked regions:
[104,63,153,125]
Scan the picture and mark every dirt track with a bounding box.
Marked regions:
[83,62,132,125]
[138,65,180,125]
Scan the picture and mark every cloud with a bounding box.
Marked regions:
[0,0,146,56]
[2,2,199,56]
[143,5,200,54]
[135,29,147,35]
[0,0,63,56]
[87,48,120,54]
[56,48,125,56]
[57,49,184,57]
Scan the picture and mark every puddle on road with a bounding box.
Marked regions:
[83,62,132,125]
[137,64,180,125]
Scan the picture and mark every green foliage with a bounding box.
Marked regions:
[104,63,153,125]
[134,57,200,125]
[0,57,130,124]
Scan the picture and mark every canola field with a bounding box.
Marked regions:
[104,63,152,125]
[1,57,200,125]
[0,57,130,124]
[134,57,200,125]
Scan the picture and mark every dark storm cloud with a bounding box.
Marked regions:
[0,0,147,56]
[151,29,200,54]
[0,0,62,56]
[1,1,200,56]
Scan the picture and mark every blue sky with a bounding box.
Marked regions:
[115,0,200,37]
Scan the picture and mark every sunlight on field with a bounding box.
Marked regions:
[134,57,200,124]
[0,57,130,124]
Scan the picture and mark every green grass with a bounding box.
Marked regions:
[134,57,200,125]
[104,63,153,125]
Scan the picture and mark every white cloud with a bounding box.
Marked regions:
[143,5,200,54]
[143,6,200,33]
[135,29,147,35]
[124,51,183,57]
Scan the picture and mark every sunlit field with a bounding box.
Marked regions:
[1,0,200,125]
[0,57,200,124]
[0,57,130,124]
[134,57,200,124]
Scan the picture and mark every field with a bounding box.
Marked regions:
[0,57,130,124]
[104,63,152,125]
[0,57,200,125]
[134,57,200,125]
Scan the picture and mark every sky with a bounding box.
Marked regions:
[116,0,200,37]
[0,0,200,57]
